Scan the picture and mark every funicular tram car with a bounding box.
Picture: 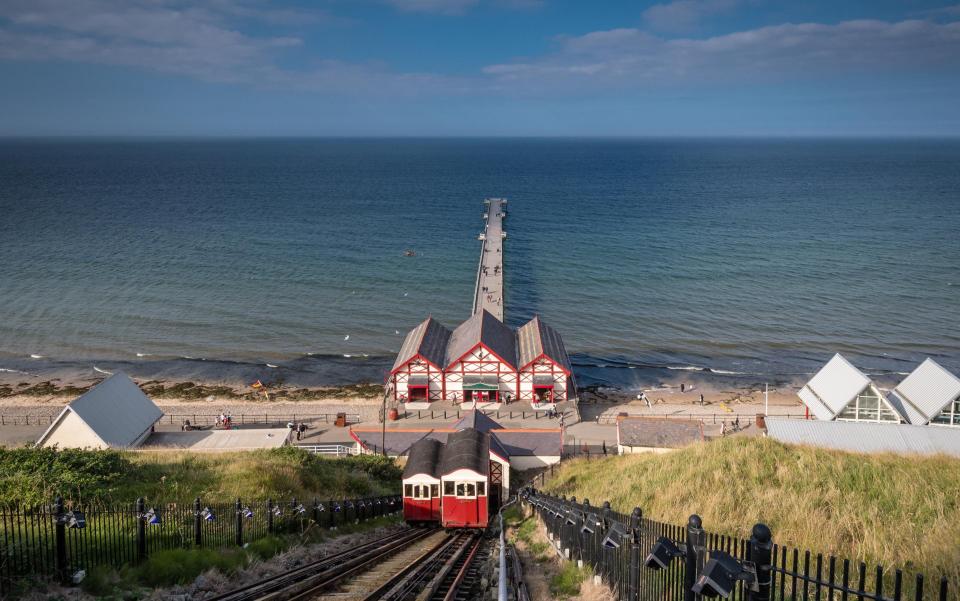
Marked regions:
[401,438,442,524]
[401,428,492,529]
[438,429,489,528]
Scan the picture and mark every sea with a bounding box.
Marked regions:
[1,138,958,391]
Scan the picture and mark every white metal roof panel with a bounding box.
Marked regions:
[892,358,960,425]
[53,372,163,448]
[798,354,871,419]
[765,417,960,457]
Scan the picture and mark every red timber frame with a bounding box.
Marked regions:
[392,355,445,403]
[444,343,517,404]
[518,354,570,402]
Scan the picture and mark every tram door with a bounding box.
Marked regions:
[489,461,503,513]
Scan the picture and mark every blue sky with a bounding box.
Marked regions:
[1,0,959,135]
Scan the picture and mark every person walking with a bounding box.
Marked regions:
[699,393,705,407]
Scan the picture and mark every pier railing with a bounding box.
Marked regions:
[524,489,951,601]
[0,493,401,595]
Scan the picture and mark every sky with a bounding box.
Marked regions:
[1,0,959,136]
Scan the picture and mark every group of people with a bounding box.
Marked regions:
[287,421,308,440]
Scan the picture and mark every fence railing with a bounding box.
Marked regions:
[400,408,564,421]
[297,444,360,457]
[523,490,951,601]
[0,493,402,595]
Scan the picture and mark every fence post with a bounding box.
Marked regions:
[136,498,147,562]
[748,524,773,601]
[328,499,335,528]
[54,496,67,583]
[628,507,642,601]
[685,514,704,601]
[267,499,274,534]
[194,497,202,547]
[235,498,243,547]
[313,498,321,525]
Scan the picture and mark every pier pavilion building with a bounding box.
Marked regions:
[389,310,575,405]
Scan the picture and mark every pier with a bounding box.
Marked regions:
[472,198,507,321]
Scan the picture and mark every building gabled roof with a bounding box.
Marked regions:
[797,354,873,420]
[402,438,444,479]
[516,316,573,375]
[764,417,960,457]
[889,358,960,425]
[439,428,490,476]
[37,372,163,448]
[453,410,502,433]
[445,309,517,369]
[392,316,452,373]
[616,417,704,448]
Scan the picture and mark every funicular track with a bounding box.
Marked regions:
[360,530,484,601]
[205,527,437,601]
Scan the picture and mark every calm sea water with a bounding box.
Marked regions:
[1,138,958,389]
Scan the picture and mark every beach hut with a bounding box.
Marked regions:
[887,358,960,426]
[797,354,905,422]
[390,316,451,404]
[515,315,575,403]
[36,372,163,449]
[443,310,518,404]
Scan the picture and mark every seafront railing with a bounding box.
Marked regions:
[523,489,952,601]
[0,493,402,595]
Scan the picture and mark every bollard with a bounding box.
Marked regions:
[136,498,147,562]
[235,498,243,547]
[54,496,67,583]
[194,497,203,546]
[267,498,274,534]
[748,524,773,601]
[685,515,705,601]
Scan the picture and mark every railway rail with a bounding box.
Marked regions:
[205,527,436,601]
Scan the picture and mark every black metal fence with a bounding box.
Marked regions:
[0,493,401,595]
[524,490,951,601]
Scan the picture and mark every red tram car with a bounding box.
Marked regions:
[402,438,442,524]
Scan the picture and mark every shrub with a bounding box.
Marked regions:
[133,548,246,587]
[550,562,588,597]
[0,446,132,505]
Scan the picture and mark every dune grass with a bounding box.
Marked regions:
[544,436,960,584]
[0,446,401,505]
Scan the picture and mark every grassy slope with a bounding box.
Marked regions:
[0,446,400,506]
[544,436,960,583]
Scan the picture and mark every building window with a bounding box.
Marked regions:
[836,387,899,422]
[444,481,455,495]
[931,398,960,426]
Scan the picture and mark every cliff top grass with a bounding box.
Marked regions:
[543,436,959,584]
[0,446,400,506]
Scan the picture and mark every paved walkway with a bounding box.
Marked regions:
[473,198,506,320]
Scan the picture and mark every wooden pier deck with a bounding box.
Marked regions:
[472,198,506,321]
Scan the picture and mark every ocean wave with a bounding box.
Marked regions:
[29,354,43,359]
[93,365,113,375]
[0,367,34,376]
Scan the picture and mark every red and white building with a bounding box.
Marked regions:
[389,310,576,405]
[390,317,451,403]
[516,316,574,403]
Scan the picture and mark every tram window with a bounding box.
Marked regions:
[444,481,455,495]
[456,482,476,498]
[431,484,439,497]
[477,482,486,496]
[404,484,413,497]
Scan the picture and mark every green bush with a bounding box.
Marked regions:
[0,446,131,505]
[245,535,290,560]
[133,548,246,587]
[550,562,588,598]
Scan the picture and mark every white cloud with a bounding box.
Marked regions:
[482,19,960,90]
[642,0,741,33]
[382,0,481,15]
